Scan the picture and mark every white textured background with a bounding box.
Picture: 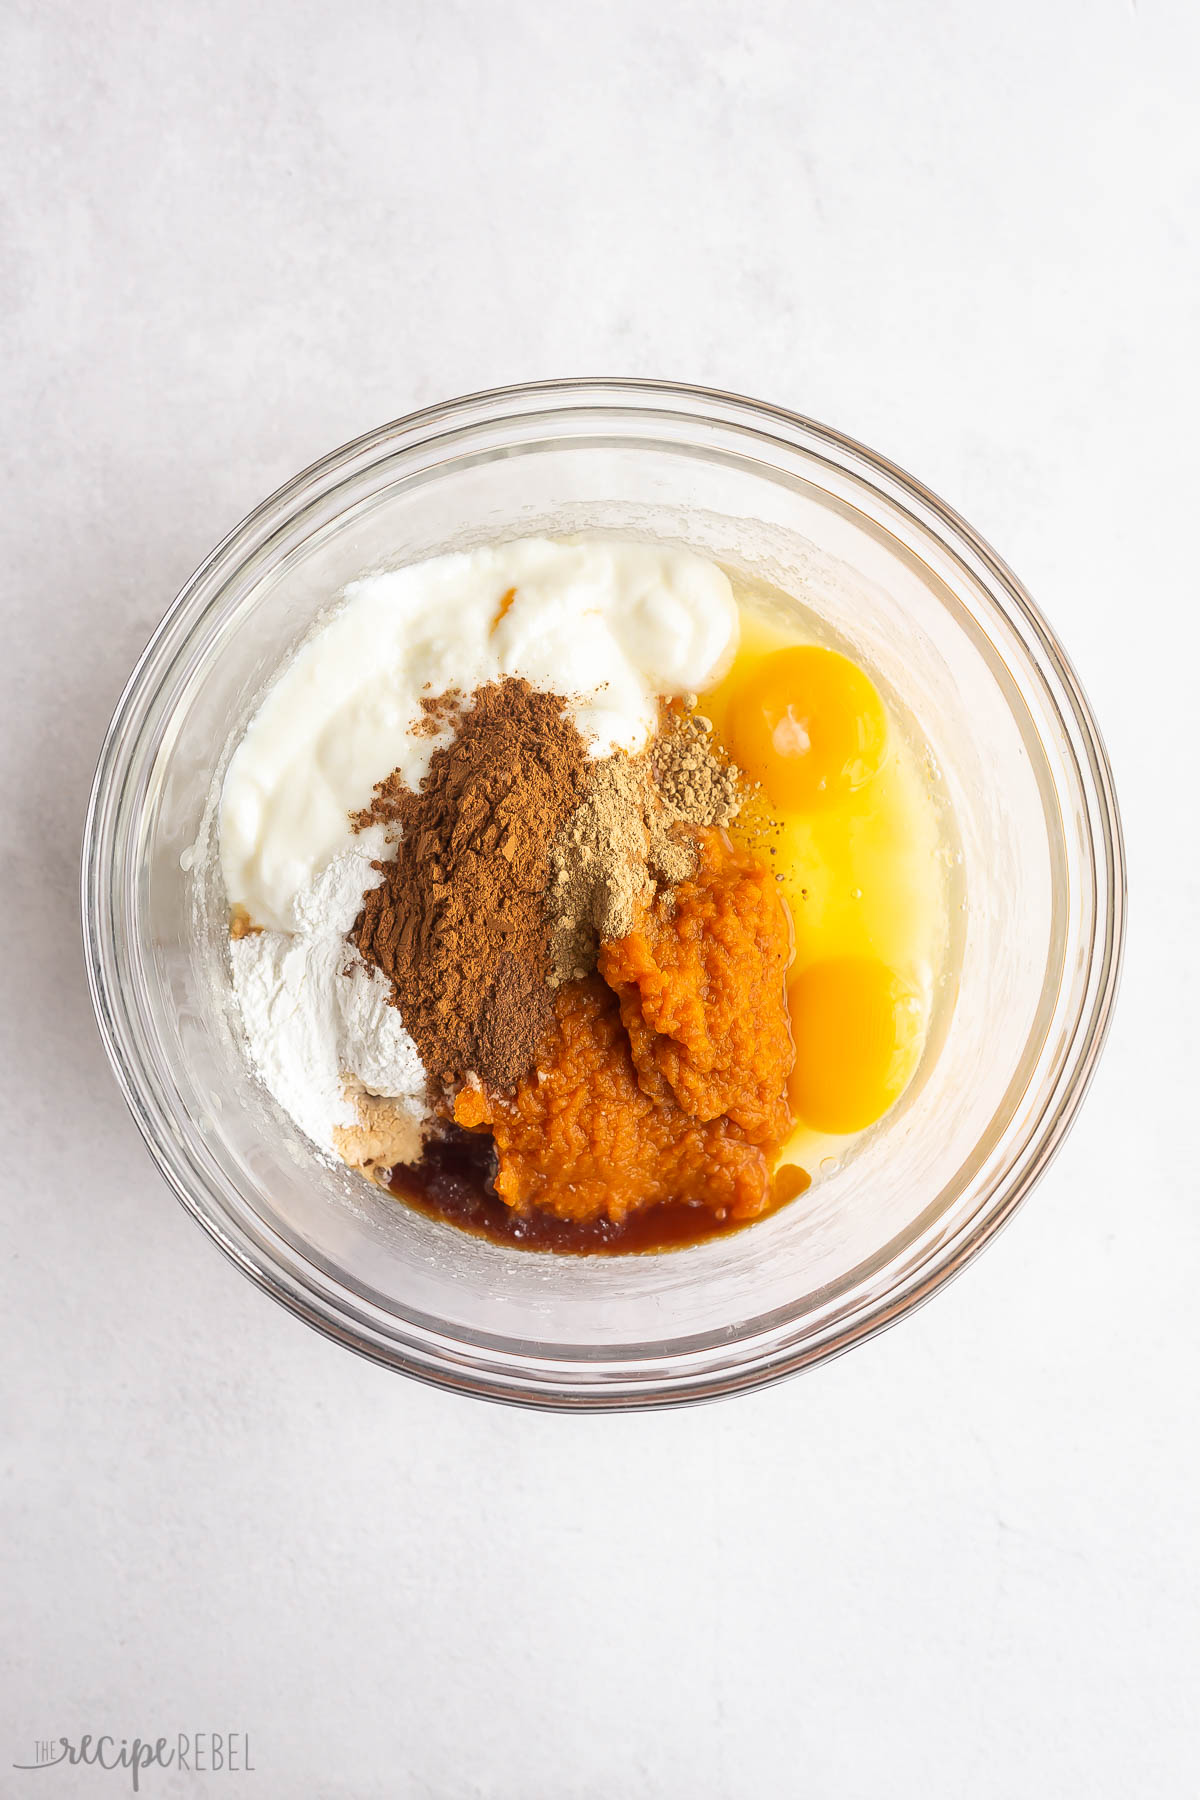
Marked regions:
[3,2,1198,1795]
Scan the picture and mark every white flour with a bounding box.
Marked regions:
[230,833,427,1153]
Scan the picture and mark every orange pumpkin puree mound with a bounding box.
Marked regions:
[453,828,796,1228]
[455,978,774,1224]
[599,827,794,1141]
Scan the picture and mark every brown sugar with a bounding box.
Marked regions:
[352,678,589,1092]
[333,1084,426,1186]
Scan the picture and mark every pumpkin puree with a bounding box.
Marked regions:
[454,829,795,1225]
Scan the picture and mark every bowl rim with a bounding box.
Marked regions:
[81,376,1126,1410]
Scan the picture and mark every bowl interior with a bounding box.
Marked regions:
[110,414,1086,1382]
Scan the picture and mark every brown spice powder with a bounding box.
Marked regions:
[410,686,462,739]
[651,706,742,842]
[546,754,656,983]
[545,702,745,983]
[352,678,588,1092]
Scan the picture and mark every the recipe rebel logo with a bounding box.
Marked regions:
[12,1732,254,1790]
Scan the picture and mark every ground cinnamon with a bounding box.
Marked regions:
[352,678,588,1092]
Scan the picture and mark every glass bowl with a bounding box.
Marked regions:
[82,380,1125,1410]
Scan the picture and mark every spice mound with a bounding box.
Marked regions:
[545,706,742,984]
[352,678,588,1093]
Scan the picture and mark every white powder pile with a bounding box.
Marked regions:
[230,835,427,1154]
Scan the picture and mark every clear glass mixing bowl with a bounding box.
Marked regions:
[82,380,1125,1409]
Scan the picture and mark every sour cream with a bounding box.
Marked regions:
[220,537,738,929]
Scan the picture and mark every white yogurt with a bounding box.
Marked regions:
[220,537,738,929]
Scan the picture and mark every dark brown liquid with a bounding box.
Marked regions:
[385,1126,805,1256]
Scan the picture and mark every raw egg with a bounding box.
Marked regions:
[787,955,923,1134]
[725,645,888,812]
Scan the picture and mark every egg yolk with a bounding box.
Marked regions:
[787,956,922,1134]
[725,645,888,811]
